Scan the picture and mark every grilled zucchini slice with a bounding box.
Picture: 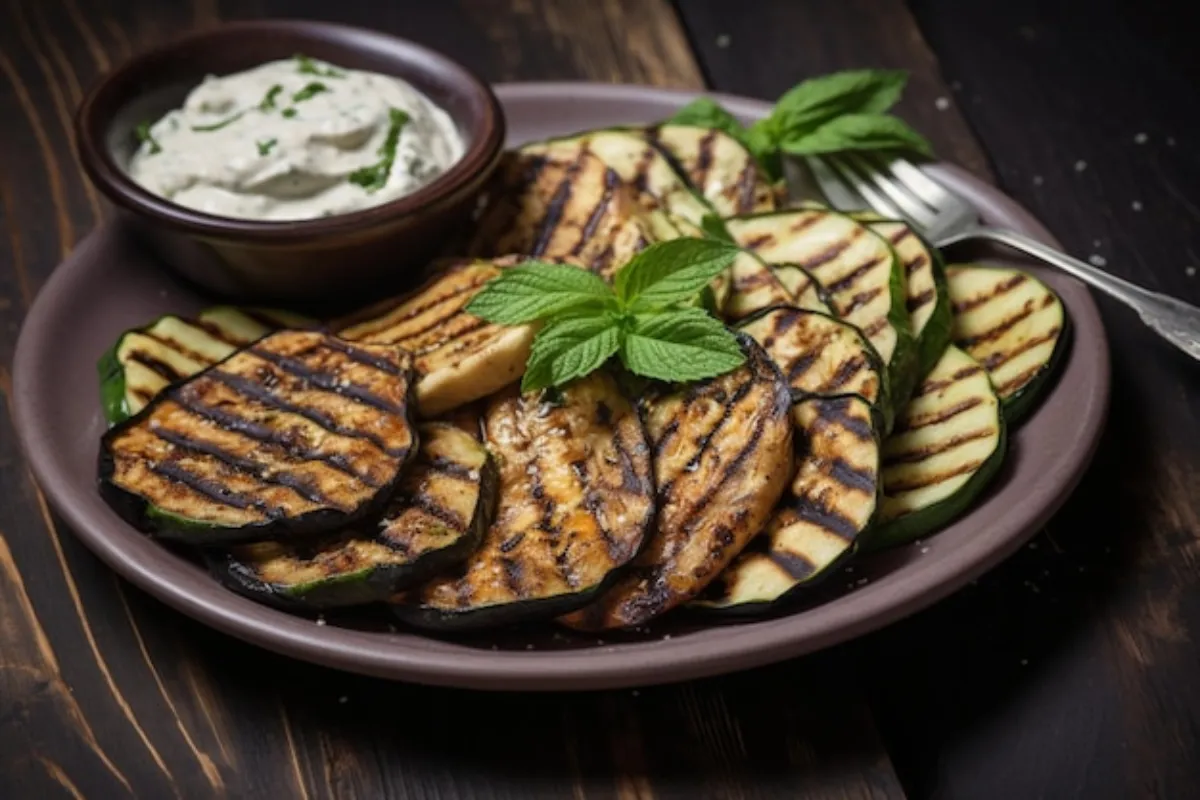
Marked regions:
[724,251,796,322]
[694,394,881,611]
[644,124,776,217]
[739,306,888,413]
[727,208,918,429]
[772,265,832,314]
[870,345,1006,548]
[467,149,655,280]
[562,336,793,630]
[335,259,535,417]
[946,264,1069,424]
[98,331,418,546]
[395,371,655,630]
[99,306,314,424]
[212,424,496,609]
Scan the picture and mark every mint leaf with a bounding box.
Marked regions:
[466,263,615,325]
[522,316,621,393]
[292,81,329,103]
[771,69,908,133]
[699,213,734,243]
[256,138,277,156]
[780,113,933,158]
[621,308,745,383]
[348,108,410,192]
[259,84,283,111]
[295,54,345,78]
[191,111,245,132]
[135,121,162,155]
[614,239,739,311]
[666,98,749,141]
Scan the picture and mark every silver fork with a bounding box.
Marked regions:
[808,152,1200,361]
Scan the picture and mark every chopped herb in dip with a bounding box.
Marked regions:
[125,58,463,221]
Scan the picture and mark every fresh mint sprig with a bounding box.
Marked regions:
[667,69,932,180]
[465,239,745,393]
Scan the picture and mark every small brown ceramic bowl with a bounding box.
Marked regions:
[74,19,505,308]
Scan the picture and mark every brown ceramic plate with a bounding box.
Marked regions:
[12,84,1110,691]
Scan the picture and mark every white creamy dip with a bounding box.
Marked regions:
[127,56,465,221]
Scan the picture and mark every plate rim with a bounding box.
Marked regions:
[11,81,1110,691]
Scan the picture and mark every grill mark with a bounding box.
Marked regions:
[887,458,986,493]
[827,457,877,494]
[424,456,476,482]
[951,274,1028,314]
[131,387,155,405]
[997,363,1051,396]
[406,493,467,531]
[980,328,1061,371]
[151,426,332,507]
[571,167,619,256]
[736,161,760,214]
[888,227,912,245]
[321,337,406,376]
[190,318,253,347]
[883,428,995,466]
[127,351,188,382]
[246,346,405,416]
[353,278,489,338]
[614,420,651,496]
[819,353,868,394]
[904,254,929,277]
[788,214,823,235]
[787,350,820,384]
[500,556,524,597]
[631,145,656,193]
[801,228,863,270]
[791,497,859,541]
[148,460,279,518]
[694,128,718,188]
[826,256,883,293]
[530,154,585,255]
[907,287,936,313]
[911,365,986,398]
[652,417,680,458]
[412,318,491,359]
[836,287,883,316]
[771,308,803,335]
[819,400,875,442]
[167,393,376,486]
[766,548,818,581]
[863,318,890,337]
[205,370,404,458]
[141,330,220,366]
[743,232,776,250]
[893,396,985,433]
[677,376,755,481]
[498,532,525,554]
[957,303,1040,349]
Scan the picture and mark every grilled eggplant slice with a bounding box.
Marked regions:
[724,251,796,322]
[772,265,832,314]
[562,336,793,630]
[694,394,881,612]
[946,264,1069,424]
[395,371,655,630]
[727,209,918,429]
[212,424,496,609]
[853,213,952,378]
[335,260,535,417]
[870,345,1006,548]
[467,149,655,279]
[739,306,888,413]
[99,331,418,546]
[99,306,314,424]
[644,124,776,217]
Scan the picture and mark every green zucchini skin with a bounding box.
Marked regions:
[1001,316,1071,426]
[865,345,1007,550]
[693,394,883,614]
[211,424,498,610]
[98,331,418,547]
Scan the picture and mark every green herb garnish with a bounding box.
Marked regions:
[191,111,245,132]
[667,69,932,180]
[466,239,745,393]
[292,81,329,103]
[281,108,297,119]
[348,108,410,192]
[295,54,345,78]
[135,121,162,155]
[256,138,277,156]
[259,84,283,111]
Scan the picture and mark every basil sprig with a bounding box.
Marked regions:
[466,239,745,393]
[668,69,933,179]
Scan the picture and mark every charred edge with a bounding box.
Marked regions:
[893,396,985,434]
[246,346,406,417]
[911,365,986,398]
[886,457,987,493]
[767,548,818,582]
[951,273,1028,315]
[907,287,936,313]
[827,457,878,494]
[168,391,377,486]
[826,256,884,294]
[883,427,995,466]
[571,168,620,256]
[151,426,333,506]
[148,459,279,518]
[205,370,405,458]
[957,302,1041,349]
[981,328,1061,372]
[321,337,406,376]
[530,153,586,256]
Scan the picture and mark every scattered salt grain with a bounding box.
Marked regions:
[1032,175,1044,186]
[632,689,641,697]
[1186,266,1196,277]
[525,644,535,650]
[490,644,499,650]
[1020,659,1029,666]
[1131,200,1143,211]
[338,696,348,704]
[715,34,731,48]
[920,547,930,554]
[1074,160,1088,172]
[845,566,854,573]
[662,634,672,641]
[1078,566,1087,573]
[951,80,963,92]
[1088,254,1107,267]
[1134,132,1148,144]
[386,624,397,633]
[1093,239,1102,247]
[1167,136,1177,146]
[315,615,327,626]
[1028,542,1038,550]
[935,97,950,111]
[856,578,869,587]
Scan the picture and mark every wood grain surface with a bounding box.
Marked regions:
[1,0,1196,798]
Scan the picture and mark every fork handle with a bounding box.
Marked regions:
[940,226,1200,361]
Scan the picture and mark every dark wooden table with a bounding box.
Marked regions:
[2,1,1198,797]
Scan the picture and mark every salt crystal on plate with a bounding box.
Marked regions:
[935,97,950,111]
[1033,175,1044,185]
[1089,254,1107,267]
[1074,160,1088,172]
[1134,132,1148,144]
[1187,266,1196,277]
[1132,200,1143,211]
[716,34,731,48]
[338,696,348,704]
